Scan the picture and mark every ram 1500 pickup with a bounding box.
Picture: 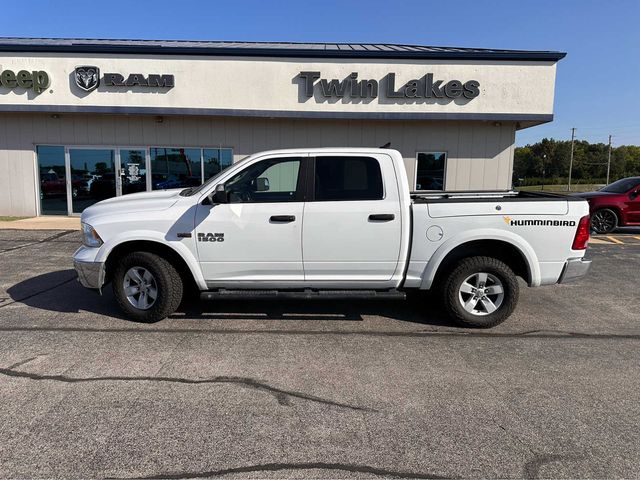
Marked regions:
[74,148,592,327]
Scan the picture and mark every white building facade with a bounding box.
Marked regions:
[0,38,565,216]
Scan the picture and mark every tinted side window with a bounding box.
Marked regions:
[416,152,446,191]
[314,156,383,201]
[225,157,303,203]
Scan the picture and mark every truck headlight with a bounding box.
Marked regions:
[81,223,103,248]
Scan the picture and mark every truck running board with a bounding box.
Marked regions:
[200,289,406,301]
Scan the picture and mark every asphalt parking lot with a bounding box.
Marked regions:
[0,229,638,479]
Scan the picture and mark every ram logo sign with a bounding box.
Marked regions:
[72,66,174,92]
[75,66,100,92]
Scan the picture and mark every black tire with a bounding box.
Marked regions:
[442,256,519,328]
[112,251,183,322]
[591,208,618,234]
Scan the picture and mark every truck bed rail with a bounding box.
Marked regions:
[411,190,581,203]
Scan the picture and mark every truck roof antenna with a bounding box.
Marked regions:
[380,142,391,149]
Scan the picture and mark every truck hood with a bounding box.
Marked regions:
[570,191,615,200]
[81,189,182,221]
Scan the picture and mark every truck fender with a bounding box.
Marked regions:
[419,228,541,289]
[94,230,208,290]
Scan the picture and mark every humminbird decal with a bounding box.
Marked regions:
[198,233,224,242]
[504,216,576,227]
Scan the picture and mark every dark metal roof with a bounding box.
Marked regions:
[0,37,566,61]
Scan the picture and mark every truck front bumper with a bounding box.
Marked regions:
[558,257,592,283]
[73,245,106,291]
[74,260,106,290]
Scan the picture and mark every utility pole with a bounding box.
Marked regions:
[606,135,612,185]
[568,127,576,191]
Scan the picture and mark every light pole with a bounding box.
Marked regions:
[541,154,547,191]
[606,135,612,185]
[568,128,576,191]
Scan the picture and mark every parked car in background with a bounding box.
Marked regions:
[40,172,89,198]
[572,177,640,233]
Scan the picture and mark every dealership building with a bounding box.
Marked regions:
[0,38,564,217]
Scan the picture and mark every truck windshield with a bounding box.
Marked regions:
[601,178,640,194]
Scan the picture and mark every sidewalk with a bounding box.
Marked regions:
[0,216,81,230]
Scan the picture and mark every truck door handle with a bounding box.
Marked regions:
[368,214,395,222]
[270,215,296,223]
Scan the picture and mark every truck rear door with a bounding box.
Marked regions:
[302,153,402,282]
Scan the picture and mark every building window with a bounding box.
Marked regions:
[150,147,234,189]
[37,145,67,215]
[314,156,384,201]
[415,152,446,191]
[150,147,202,190]
[35,145,235,215]
[203,148,233,181]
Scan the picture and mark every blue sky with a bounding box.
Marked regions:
[2,0,639,147]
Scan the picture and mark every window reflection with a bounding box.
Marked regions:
[416,152,446,191]
[203,148,233,180]
[150,148,201,190]
[35,145,235,214]
[37,146,67,215]
[69,149,116,213]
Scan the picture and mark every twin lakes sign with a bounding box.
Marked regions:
[1,65,479,106]
[298,71,480,101]
[74,66,175,92]
[0,69,50,94]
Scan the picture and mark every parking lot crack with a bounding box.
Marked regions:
[111,461,452,479]
[7,355,46,370]
[0,365,375,412]
[0,230,76,255]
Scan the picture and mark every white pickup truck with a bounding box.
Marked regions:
[74,148,591,327]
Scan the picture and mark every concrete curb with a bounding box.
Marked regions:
[0,217,81,231]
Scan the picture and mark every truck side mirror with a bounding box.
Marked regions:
[255,177,270,192]
[209,184,229,204]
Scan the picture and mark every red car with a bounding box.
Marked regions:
[573,177,640,233]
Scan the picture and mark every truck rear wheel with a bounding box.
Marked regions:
[112,251,183,323]
[442,256,519,328]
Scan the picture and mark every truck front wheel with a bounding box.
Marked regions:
[112,251,183,323]
[442,256,519,328]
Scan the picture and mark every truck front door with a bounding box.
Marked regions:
[195,155,307,284]
[302,154,402,282]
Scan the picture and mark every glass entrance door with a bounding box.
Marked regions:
[119,149,148,195]
[68,148,117,214]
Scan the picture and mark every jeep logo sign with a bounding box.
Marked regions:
[0,69,50,94]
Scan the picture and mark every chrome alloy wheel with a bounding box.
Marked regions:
[123,267,158,310]
[458,272,505,316]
